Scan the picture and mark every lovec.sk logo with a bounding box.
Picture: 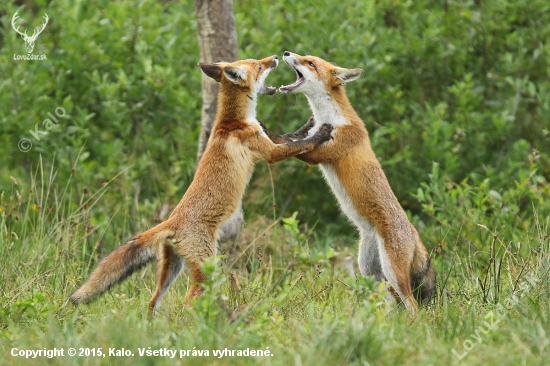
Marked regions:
[12,10,48,61]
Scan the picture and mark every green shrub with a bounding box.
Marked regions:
[1,0,548,234]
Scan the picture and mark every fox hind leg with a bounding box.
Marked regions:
[173,233,216,307]
[148,243,184,315]
[377,236,419,314]
[184,262,208,306]
[411,257,436,306]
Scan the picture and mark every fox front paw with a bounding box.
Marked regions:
[304,116,316,129]
[316,123,334,142]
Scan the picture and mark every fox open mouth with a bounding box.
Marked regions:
[279,68,304,93]
[260,63,277,95]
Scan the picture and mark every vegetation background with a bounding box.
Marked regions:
[0,0,549,365]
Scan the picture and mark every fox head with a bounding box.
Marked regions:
[199,56,278,96]
[279,51,363,95]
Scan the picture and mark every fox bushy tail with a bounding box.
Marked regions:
[69,222,174,305]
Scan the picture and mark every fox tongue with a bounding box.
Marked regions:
[280,76,304,92]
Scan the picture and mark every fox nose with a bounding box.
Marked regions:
[273,55,278,59]
[283,51,290,57]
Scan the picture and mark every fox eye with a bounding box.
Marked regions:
[259,65,263,71]
[308,61,315,68]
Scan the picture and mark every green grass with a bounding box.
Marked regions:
[1,160,549,366]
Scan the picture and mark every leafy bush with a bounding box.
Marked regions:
[1,0,548,233]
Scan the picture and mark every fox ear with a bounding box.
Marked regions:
[223,66,247,84]
[333,67,363,84]
[199,63,222,82]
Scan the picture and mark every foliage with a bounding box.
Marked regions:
[1,0,548,229]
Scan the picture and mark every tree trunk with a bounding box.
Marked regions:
[195,0,242,241]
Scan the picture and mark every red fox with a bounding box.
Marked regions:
[269,51,435,314]
[69,55,333,313]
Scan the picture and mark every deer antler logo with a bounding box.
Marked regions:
[11,11,49,54]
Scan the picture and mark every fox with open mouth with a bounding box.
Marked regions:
[266,51,435,315]
[70,55,334,314]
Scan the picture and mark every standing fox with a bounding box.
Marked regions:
[269,51,435,314]
[69,55,333,313]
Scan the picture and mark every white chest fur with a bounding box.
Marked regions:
[306,92,375,234]
[305,94,349,138]
[319,164,370,230]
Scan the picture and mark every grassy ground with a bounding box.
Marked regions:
[1,160,549,366]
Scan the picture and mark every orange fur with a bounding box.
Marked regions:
[69,56,333,314]
[274,52,435,314]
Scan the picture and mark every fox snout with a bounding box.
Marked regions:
[279,51,306,94]
[261,55,278,70]
[270,55,279,68]
[282,51,297,65]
